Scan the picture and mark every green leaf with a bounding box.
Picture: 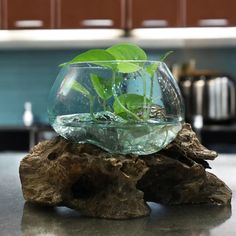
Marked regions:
[60,43,149,73]
[146,62,159,77]
[90,74,124,101]
[160,51,173,62]
[106,43,147,61]
[71,80,90,97]
[114,76,124,86]
[106,43,147,73]
[90,74,113,101]
[113,94,150,115]
[116,62,141,73]
[60,49,117,70]
[146,51,173,77]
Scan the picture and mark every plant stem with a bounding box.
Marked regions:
[102,100,107,111]
[142,71,148,121]
[148,62,160,118]
[150,75,154,102]
[88,94,95,120]
[111,72,141,121]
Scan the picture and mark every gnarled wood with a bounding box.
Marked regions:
[19,123,232,219]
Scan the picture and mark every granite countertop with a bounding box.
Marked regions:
[0,153,235,236]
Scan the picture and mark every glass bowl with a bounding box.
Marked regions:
[48,60,184,155]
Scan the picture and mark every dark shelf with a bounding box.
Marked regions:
[198,124,236,153]
[0,124,52,131]
[0,125,56,151]
[202,123,236,132]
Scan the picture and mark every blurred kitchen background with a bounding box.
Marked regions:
[0,0,236,153]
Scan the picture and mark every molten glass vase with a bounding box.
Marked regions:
[48,61,184,155]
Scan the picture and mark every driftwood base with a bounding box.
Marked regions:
[19,124,232,219]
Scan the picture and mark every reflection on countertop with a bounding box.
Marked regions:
[21,202,231,236]
[0,153,236,236]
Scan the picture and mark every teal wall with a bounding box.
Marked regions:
[0,47,236,125]
[0,49,81,125]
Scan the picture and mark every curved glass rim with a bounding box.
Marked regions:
[68,60,165,66]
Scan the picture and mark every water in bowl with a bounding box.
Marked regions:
[51,111,182,155]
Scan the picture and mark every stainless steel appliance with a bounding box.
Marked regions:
[179,71,236,124]
[207,76,235,121]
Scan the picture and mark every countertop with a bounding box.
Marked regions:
[0,152,236,236]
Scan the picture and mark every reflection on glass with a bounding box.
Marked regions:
[48,61,184,155]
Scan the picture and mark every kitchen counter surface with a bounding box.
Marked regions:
[0,152,235,236]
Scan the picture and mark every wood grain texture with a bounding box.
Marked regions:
[20,123,232,219]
